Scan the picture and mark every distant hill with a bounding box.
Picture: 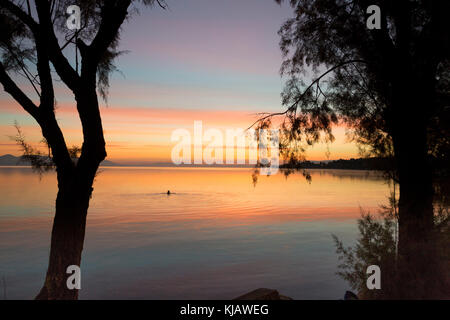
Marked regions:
[0,154,20,166]
[99,159,118,166]
[0,154,117,167]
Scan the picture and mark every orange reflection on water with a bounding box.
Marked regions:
[0,167,390,229]
[81,167,389,229]
[0,167,391,299]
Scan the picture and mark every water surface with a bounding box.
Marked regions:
[0,167,390,299]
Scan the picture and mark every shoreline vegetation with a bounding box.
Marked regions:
[0,154,392,170]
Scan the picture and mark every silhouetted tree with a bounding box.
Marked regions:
[0,0,166,299]
[260,0,449,297]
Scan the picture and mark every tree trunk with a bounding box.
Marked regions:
[396,128,434,245]
[392,103,439,298]
[35,87,104,300]
[35,178,93,300]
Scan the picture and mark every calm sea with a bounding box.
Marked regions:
[0,167,390,299]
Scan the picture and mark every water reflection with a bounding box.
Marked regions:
[334,194,449,299]
[1,167,389,299]
[3,167,446,299]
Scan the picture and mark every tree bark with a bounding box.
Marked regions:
[392,90,439,298]
[35,175,94,300]
[35,88,105,300]
[395,127,434,243]
[394,136,440,298]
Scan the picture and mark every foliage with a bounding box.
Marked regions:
[10,122,55,175]
[10,122,83,175]
[265,0,449,177]
[333,209,397,299]
[0,0,166,103]
[333,192,450,299]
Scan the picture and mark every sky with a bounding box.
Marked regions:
[0,0,360,165]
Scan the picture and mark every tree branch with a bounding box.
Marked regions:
[0,0,39,32]
[1,1,80,92]
[34,0,56,108]
[34,0,80,92]
[83,0,132,77]
[155,0,168,10]
[0,61,39,120]
[2,41,42,97]
[248,59,368,129]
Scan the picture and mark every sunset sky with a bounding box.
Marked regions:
[0,0,360,165]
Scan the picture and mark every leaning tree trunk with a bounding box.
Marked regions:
[35,170,97,300]
[36,86,106,300]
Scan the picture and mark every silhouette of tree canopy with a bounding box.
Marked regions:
[0,0,166,300]
[262,0,450,297]
[267,0,449,166]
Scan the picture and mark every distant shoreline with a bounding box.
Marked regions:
[0,165,385,171]
[0,153,390,171]
[0,155,389,171]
